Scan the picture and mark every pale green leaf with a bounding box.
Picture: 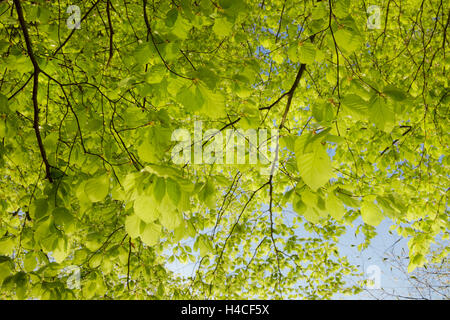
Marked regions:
[297,144,333,191]
[134,195,160,223]
[361,200,383,226]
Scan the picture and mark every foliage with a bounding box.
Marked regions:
[0,0,448,299]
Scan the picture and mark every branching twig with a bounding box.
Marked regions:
[14,0,53,182]
[106,0,114,67]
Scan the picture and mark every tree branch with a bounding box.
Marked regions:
[13,0,53,182]
[53,0,102,56]
[106,0,114,67]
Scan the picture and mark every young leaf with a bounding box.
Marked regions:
[125,214,142,239]
[153,177,166,203]
[140,222,161,246]
[160,209,182,231]
[213,17,233,37]
[84,175,110,202]
[166,178,181,207]
[361,200,383,226]
[134,195,160,223]
[326,193,346,221]
[297,144,333,191]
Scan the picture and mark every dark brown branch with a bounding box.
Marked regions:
[84,226,124,266]
[328,0,341,103]
[13,0,53,182]
[268,176,283,296]
[106,0,114,67]
[279,63,306,130]
[274,0,287,43]
[109,101,143,170]
[201,116,241,148]
[261,33,318,295]
[259,33,316,118]
[259,92,289,110]
[53,0,102,56]
[127,237,132,291]
[378,125,414,157]
[8,73,33,100]
[180,49,196,70]
[211,181,269,281]
[143,0,193,80]
[211,172,242,240]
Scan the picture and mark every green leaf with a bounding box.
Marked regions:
[292,194,306,214]
[174,222,188,242]
[133,42,154,64]
[85,232,103,251]
[213,17,233,37]
[361,200,383,226]
[198,86,226,118]
[0,256,13,284]
[376,196,399,219]
[383,85,408,101]
[0,238,15,255]
[29,198,48,220]
[288,45,299,63]
[137,139,157,163]
[166,178,181,207]
[23,253,37,272]
[34,216,54,242]
[125,214,142,239]
[0,93,9,114]
[165,8,179,28]
[335,0,350,18]
[145,65,167,84]
[140,222,161,246]
[311,3,328,20]
[53,236,69,263]
[334,28,362,54]
[199,181,216,208]
[144,164,182,179]
[160,209,182,231]
[84,175,110,202]
[312,101,334,123]
[408,254,426,273]
[153,177,166,203]
[0,118,5,138]
[326,192,346,221]
[52,207,75,228]
[296,143,333,191]
[336,188,360,208]
[171,17,192,40]
[134,195,160,223]
[197,235,214,257]
[298,42,316,64]
[341,94,368,119]
[176,85,204,112]
[369,94,394,132]
[301,189,318,208]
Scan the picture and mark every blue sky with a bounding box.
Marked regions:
[165,209,432,299]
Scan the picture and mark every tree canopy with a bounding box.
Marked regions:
[0,0,448,299]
